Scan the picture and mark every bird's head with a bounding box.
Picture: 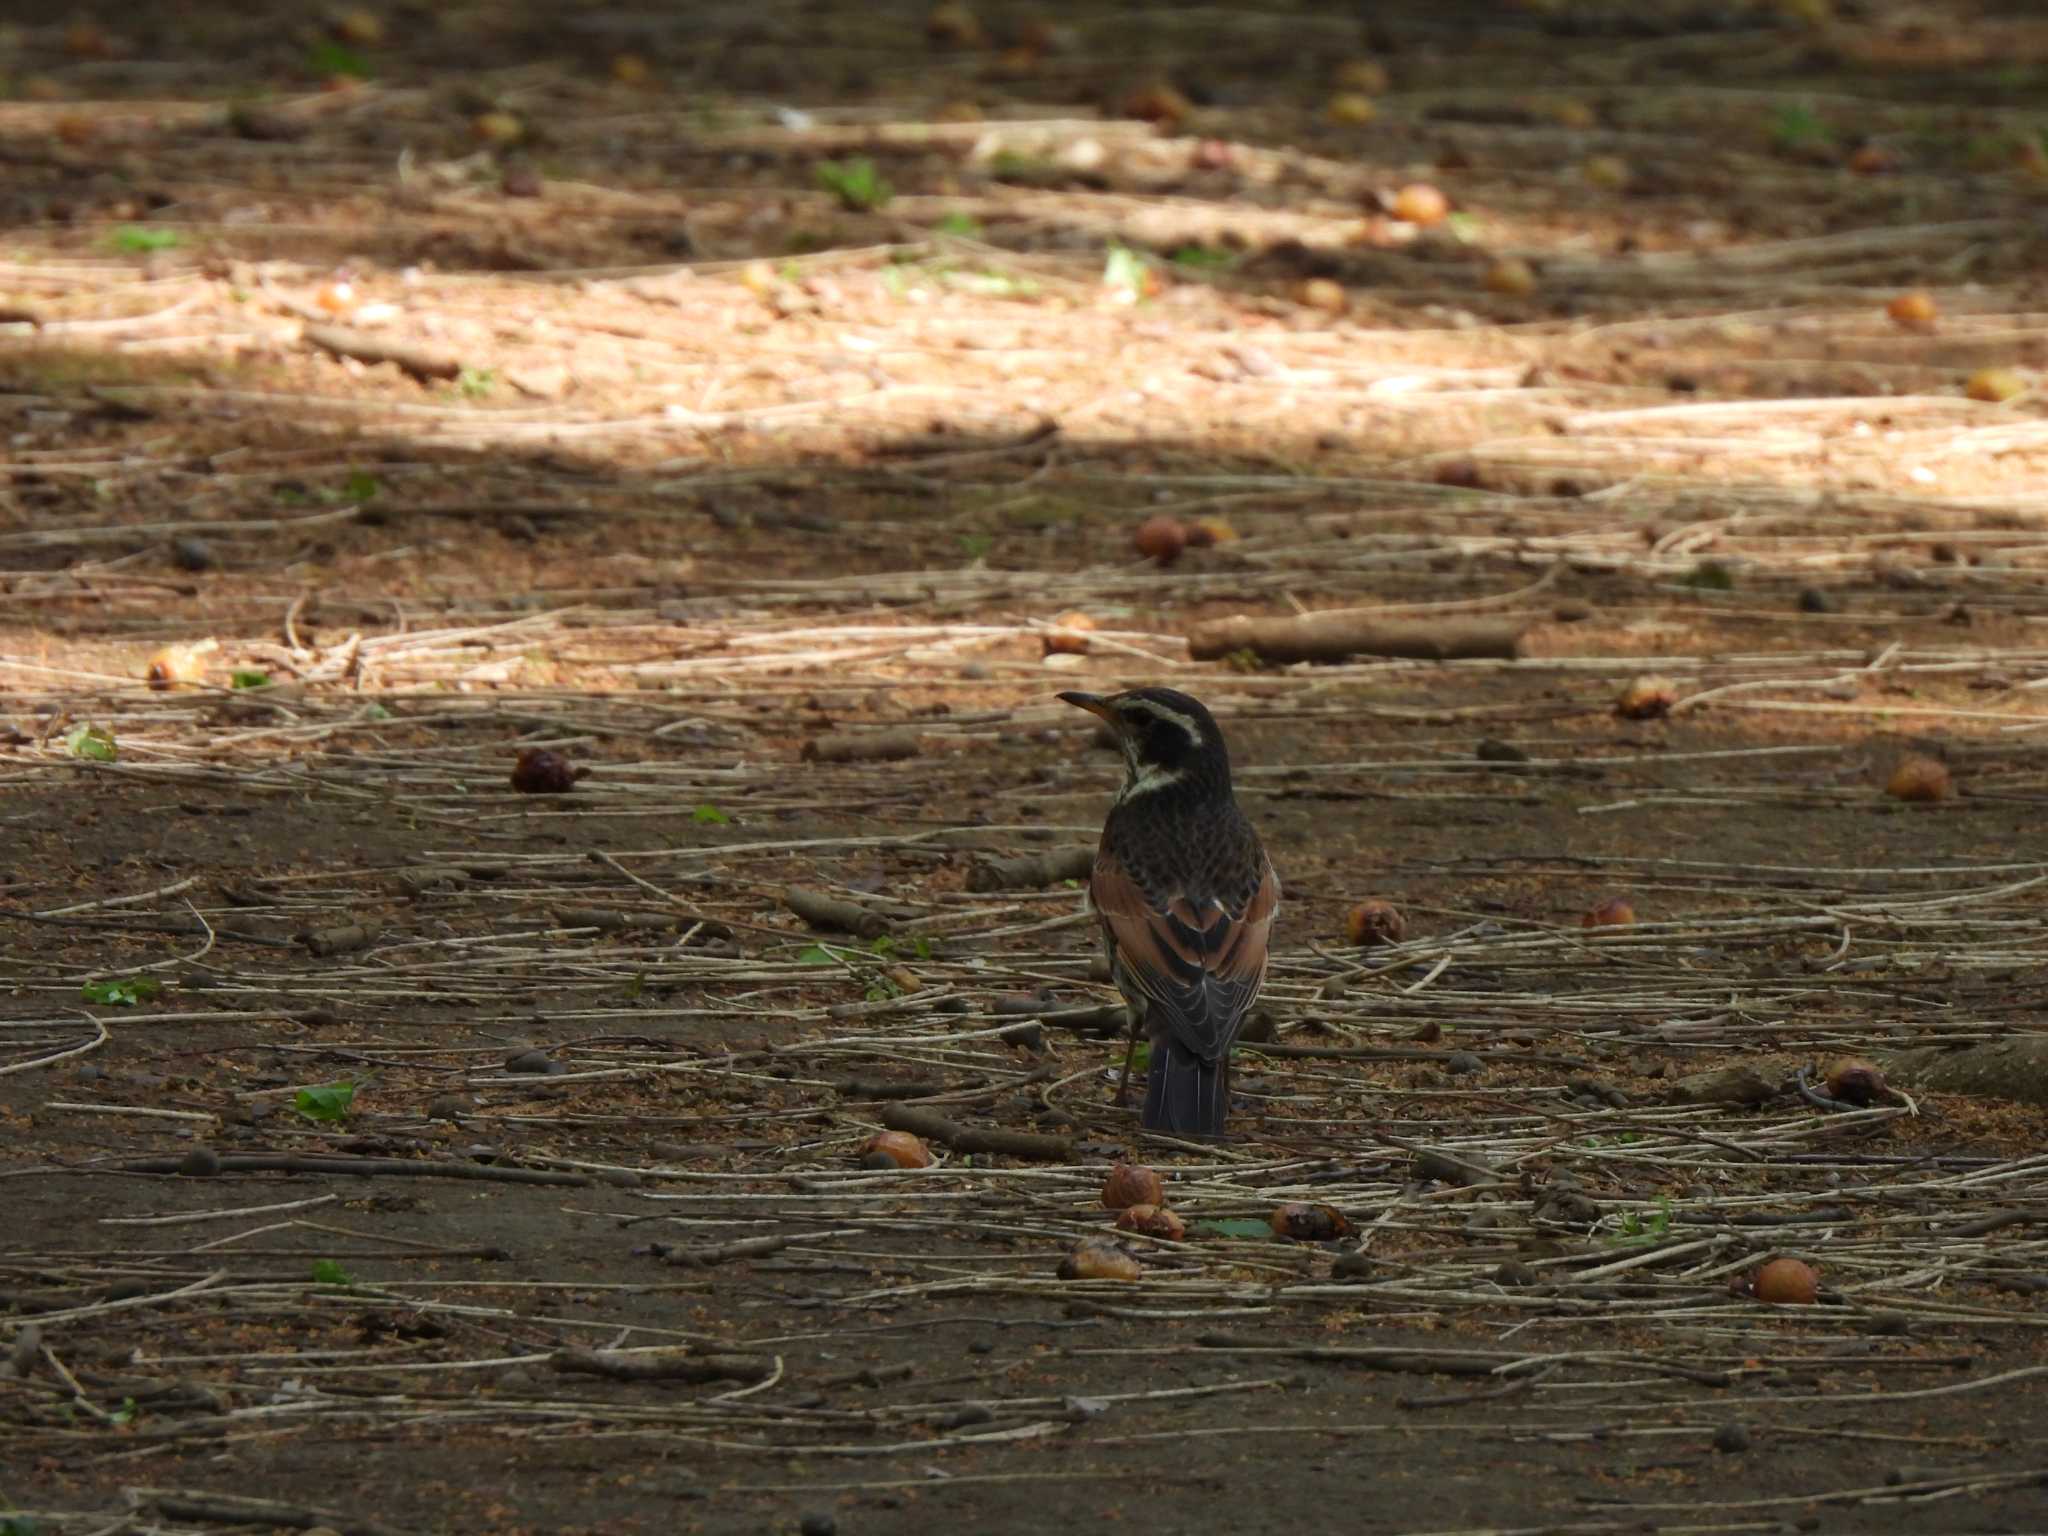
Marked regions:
[1058,687,1231,800]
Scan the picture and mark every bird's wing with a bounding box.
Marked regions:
[1091,849,1278,1062]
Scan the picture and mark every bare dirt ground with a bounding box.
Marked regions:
[7,2,2048,1533]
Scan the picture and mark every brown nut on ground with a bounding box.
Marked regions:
[1101,1163,1165,1210]
[1753,1257,1819,1305]
[1270,1202,1353,1241]
[1825,1057,1887,1106]
[511,747,586,794]
[1582,898,1635,929]
[1057,1238,1142,1280]
[1134,514,1187,565]
[1344,899,1406,947]
[1615,674,1678,720]
[1114,1203,1187,1241]
[858,1130,933,1169]
[1043,611,1096,655]
[1887,754,1951,803]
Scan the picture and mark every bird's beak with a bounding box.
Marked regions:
[1058,691,1118,728]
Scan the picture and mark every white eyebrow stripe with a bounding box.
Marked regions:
[1120,699,1203,741]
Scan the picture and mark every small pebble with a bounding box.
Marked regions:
[504,1049,556,1074]
[1797,587,1833,613]
[799,1514,837,1536]
[1492,1259,1537,1287]
[427,1094,469,1121]
[1712,1422,1751,1454]
[1445,1051,1483,1075]
[967,1339,995,1355]
[170,536,215,572]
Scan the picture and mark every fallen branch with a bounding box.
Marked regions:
[879,1103,1074,1161]
[303,324,462,382]
[1245,1041,1591,1070]
[783,885,889,939]
[966,846,1096,892]
[113,1153,589,1186]
[802,730,922,763]
[1195,1332,1513,1376]
[130,1487,414,1536]
[549,1346,772,1384]
[1186,613,1527,664]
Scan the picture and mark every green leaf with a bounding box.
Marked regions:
[1102,242,1150,301]
[82,976,159,1006]
[868,936,896,957]
[796,945,838,966]
[1681,559,1735,590]
[307,40,373,79]
[310,1258,357,1287]
[959,532,994,560]
[230,669,270,690]
[1770,103,1830,149]
[1170,244,1234,270]
[1193,1218,1274,1240]
[344,470,381,502]
[293,1080,356,1123]
[691,802,730,824]
[911,936,933,961]
[456,366,495,400]
[107,1396,139,1425]
[935,210,981,237]
[109,226,179,254]
[361,702,393,720]
[2,1515,43,1535]
[66,725,117,762]
[1126,1041,1151,1074]
[816,156,892,211]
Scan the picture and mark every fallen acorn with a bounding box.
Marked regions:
[510,747,586,794]
[1751,1256,1819,1305]
[1184,516,1237,548]
[1057,1237,1142,1281]
[1615,674,1678,720]
[858,1130,933,1170]
[1390,182,1448,226]
[145,639,218,691]
[1270,1202,1353,1241]
[1887,754,1951,803]
[1825,1057,1887,1107]
[1101,1162,1165,1210]
[1133,514,1187,565]
[1043,611,1096,655]
[1114,1203,1186,1241]
[1344,899,1406,947]
[1582,898,1635,929]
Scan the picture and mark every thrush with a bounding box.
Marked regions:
[1060,687,1279,1137]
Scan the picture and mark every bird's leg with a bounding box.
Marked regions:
[1113,1002,1142,1106]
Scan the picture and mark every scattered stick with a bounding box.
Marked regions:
[802,730,923,763]
[549,1346,773,1384]
[1186,613,1527,664]
[879,1103,1074,1161]
[783,886,889,939]
[303,324,463,382]
[1195,1332,1514,1377]
[112,1153,590,1186]
[966,846,1096,892]
[130,1487,415,1536]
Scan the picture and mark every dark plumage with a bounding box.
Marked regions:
[1059,687,1279,1137]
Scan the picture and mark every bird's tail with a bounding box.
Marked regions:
[1142,1041,1229,1137]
